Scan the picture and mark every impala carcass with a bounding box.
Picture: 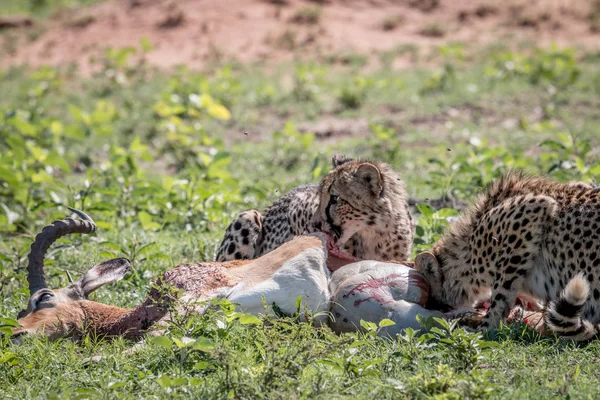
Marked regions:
[12,210,463,342]
[13,209,332,340]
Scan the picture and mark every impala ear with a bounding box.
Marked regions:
[331,154,353,168]
[355,162,383,197]
[414,251,440,276]
[76,258,132,296]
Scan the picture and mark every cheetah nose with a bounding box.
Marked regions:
[312,221,322,230]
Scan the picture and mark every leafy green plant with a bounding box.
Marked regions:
[270,122,316,170]
[367,123,401,161]
[538,132,600,182]
[424,139,531,200]
[485,47,580,90]
[426,317,499,370]
[338,77,368,110]
[413,203,458,253]
[291,64,327,102]
[421,64,455,94]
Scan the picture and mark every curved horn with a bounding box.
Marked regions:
[27,207,96,295]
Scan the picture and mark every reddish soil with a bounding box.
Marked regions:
[0,0,598,73]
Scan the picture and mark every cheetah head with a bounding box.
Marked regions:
[414,251,456,312]
[312,157,398,248]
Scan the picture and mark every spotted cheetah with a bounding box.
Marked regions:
[311,157,414,261]
[215,185,318,261]
[414,172,600,340]
[216,155,414,263]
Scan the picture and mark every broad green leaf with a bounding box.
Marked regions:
[138,211,161,231]
[436,208,459,218]
[137,242,159,257]
[589,164,600,175]
[193,337,215,352]
[100,250,119,259]
[149,335,172,350]
[0,317,20,327]
[6,133,27,162]
[348,340,368,348]
[378,319,396,328]
[416,203,435,217]
[575,157,587,173]
[360,320,377,331]
[49,120,63,136]
[8,117,37,136]
[108,382,126,389]
[100,242,122,252]
[239,314,262,325]
[199,93,214,107]
[194,361,212,370]
[156,375,187,388]
[171,337,186,349]
[415,225,425,237]
[538,139,566,151]
[0,166,18,187]
[46,150,71,172]
[0,351,18,365]
[69,105,90,125]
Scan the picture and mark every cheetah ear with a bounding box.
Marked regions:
[355,162,383,197]
[414,251,440,276]
[331,154,353,168]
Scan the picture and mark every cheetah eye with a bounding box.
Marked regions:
[329,194,339,204]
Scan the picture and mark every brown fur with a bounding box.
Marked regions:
[15,236,329,340]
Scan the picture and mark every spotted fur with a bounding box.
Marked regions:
[546,274,597,340]
[216,155,414,263]
[414,172,600,339]
[312,158,414,261]
[216,185,319,261]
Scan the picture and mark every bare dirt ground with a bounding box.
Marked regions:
[0,0,598,72]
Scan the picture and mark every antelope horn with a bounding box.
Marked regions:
[27,207,96,295]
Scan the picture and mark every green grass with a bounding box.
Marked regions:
[1,40,600,398]
[0,0,101,17]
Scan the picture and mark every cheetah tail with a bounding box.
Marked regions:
[545,274,598,341]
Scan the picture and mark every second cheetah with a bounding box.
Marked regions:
[415,172,600,340]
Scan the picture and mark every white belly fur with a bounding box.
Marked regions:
[329,261,443,336]
[177,241,440,336]
[227,247,331,324]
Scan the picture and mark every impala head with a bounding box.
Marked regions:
[12,208,132,340]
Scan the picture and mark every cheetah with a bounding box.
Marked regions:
[216,155,414,263]
[311,157,414,261]
[414,171,600,340]
[216,185,318,261]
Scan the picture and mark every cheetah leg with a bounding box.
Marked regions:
[215,210,263,261]
[476,194,557,330]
